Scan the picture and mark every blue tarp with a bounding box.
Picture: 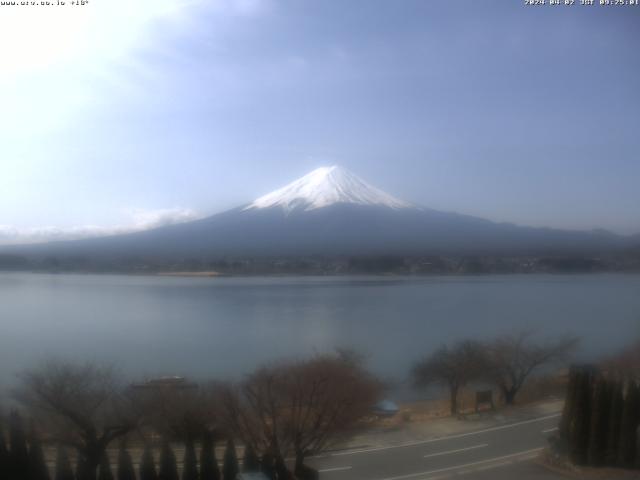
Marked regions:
[373,399,399,416]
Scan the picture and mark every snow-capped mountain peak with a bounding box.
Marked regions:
[244,166,413,213]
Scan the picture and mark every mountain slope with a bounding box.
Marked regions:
[1,166,634,264]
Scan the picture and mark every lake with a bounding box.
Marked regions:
[0,273,638,393]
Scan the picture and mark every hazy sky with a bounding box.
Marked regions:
[1,0,639,243]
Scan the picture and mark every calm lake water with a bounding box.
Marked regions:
[1,273,639,391]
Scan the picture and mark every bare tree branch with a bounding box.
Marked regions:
[484,331,578,405]
[14,360,139,480]
[412,340,486,415]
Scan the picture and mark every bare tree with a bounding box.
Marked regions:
[221,353,381,472]
[219,369,283,455]
[601,338,640,376]
[412,340,486,415]
[285,355,380,471]
[15,360,138,480]
[131,380,219,442]
[484,331,578,405]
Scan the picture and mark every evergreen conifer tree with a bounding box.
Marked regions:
[76,454,90,480]
[568,368,592,465]
[199,433,219,480]
[618,380,640,468]
[260,452,275,480]
[9,411,30,480]
[140,444,157,480]
[587,378,610,466]
[222,439,238,480]
[0,426,9,480]
[242,444,260,472]
[294,463,319,480]
[559,367,579,442]
[28,435,51,480]
[98,452,114,480]
[54,446,74,480]
[158,441,179,480]
[606,380,624,466]
[117,445,136,480]
[182,440,198,480]
[274,456,289,480]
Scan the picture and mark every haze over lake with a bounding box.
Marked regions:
[1,273,639,391]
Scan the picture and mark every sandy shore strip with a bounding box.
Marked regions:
[156,271,224,277]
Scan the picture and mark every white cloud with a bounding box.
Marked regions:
[0,208,202,246]
[125,207,202,229]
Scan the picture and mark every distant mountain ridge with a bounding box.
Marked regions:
[1,166,637,269]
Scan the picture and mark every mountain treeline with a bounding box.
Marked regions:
[2,253,639,275]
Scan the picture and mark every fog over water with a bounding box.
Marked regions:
[1,273,639,392]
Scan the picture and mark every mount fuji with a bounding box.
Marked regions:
[243,166,413,213]
[1,166,631,266]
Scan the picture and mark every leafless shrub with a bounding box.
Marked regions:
[220,352,381,470]
[601,338,640,378]
[130,380,221,442]
[412,340,486,415]
[15,360,139,480]
[484,330,578,405]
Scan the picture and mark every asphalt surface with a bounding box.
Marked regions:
[308,413,565,480]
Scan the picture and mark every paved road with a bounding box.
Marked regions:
[308,413,564,480]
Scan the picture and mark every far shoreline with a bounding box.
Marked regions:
[1,270,640,278]
[155,271,225,277]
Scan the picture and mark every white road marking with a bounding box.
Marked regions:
[318,466,353,473]
[376,447,543,480]
[329,413,561,457]
[423,443,488,459]
[472,460,513,471]
[542,427,559,433]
